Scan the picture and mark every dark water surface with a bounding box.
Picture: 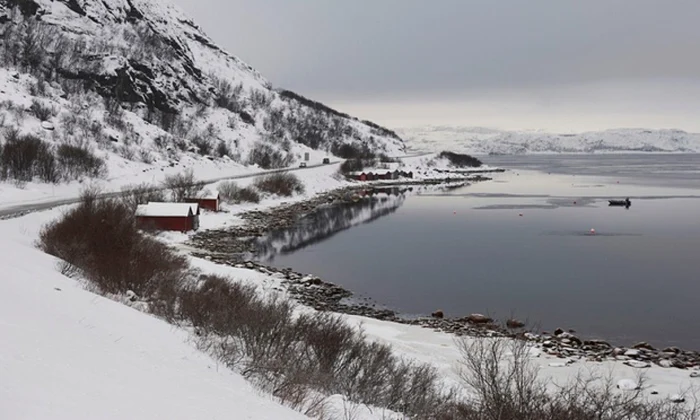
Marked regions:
[260,155,700,350]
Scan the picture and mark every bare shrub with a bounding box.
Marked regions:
[218,181,260,204]
[104,97,128,131]
[56,143,106,180]
[212,77,245,112]
[28,78,48,97]
[179,275,257,336]
[456,337,547,419]
[178,276,452,418]
[191,135,212,156]
[253,172,305,197]
[216,140,231,158]
[38,191,188,319]
[339,158,374,174]
[119,182,167,212]
[0,133,57,182]
[152,134,171,150]
[163,169,204,202]
[331,142,375,160]
[139,149,153,163]
[454,337,700,420]
[29,99,56,121]
[118,144,135,160]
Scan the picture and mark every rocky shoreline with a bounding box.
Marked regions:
[186,179,700,375]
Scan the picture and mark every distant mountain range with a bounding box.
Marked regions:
[396,126,700,155]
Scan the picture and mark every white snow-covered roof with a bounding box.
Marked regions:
[135,202,198,217]
[190,193,219,200]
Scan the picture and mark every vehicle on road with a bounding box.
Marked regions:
[299,162,307,168]
[322,158,330,164]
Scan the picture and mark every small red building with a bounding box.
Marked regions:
[185,193,220,212]
[135,202,200,232]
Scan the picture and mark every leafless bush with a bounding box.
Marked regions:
[454,337,699,420]
[163,169,204,202]
[29,99,56,121]
[38,190,188,319]
[178,275,452,418]
[191,135,212,156]
[56,143,106,180]
[104,97,128,131]
[28,78,49,97]
[247,141,292,169]
[118,144,135,160]
[179,275,257,335]
[456,337,547,419]
[152,134,171,150]
[138,149,153,163]
[119,182,167,212]
[20,20,49,74]
[249,89,273,110]
[0,133,57,182]
[254,172,305,197]
[216,140,231,158]
[212,77,245,112]
[218,181,260,204]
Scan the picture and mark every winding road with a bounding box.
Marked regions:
[0,152,432,219]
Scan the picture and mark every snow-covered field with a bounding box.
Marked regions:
[0,208,309,420]
[397,125,700,154]
[2,164,698,419]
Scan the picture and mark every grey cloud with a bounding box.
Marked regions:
[172,0,700,100]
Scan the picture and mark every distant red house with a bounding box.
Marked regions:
[185,193,220,212]
[135,202,200,232]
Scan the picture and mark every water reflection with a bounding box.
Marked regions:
[254,187,411,262]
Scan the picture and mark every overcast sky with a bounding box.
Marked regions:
[172,0,700,132]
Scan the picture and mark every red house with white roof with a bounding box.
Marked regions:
[135,202,200,232]
[185,193,220,212]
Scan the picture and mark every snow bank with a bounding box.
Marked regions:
[0,210,309,420]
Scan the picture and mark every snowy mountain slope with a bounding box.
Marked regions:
[0,0,404,205]
[398,126,700,154]
[0,209,310,420]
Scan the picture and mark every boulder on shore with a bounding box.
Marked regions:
[466,314,493,324]
[431,310,444,319]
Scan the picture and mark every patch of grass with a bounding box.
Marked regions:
[253,172,305,197]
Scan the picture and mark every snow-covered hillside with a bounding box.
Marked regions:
[398,126,700,155]
[0,209,311,420]
[0,0,404,201]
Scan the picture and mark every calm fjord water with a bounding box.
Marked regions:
[261,154,700,350]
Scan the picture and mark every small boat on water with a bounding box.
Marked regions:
[609,198,631,207]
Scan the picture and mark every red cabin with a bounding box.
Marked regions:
[135,202,200,232]
[185,193,220,212]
